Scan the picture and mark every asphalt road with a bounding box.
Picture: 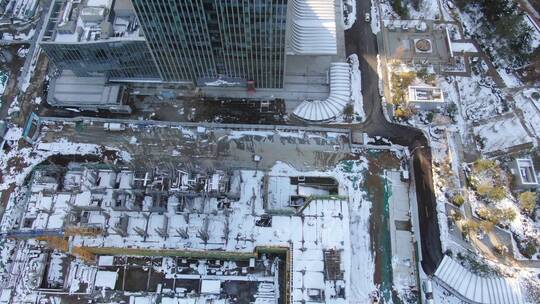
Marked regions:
[345,0,443,275]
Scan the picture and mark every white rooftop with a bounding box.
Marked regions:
[94,271,118,290]
[288,0,337,55]
[200,280,221,294]
[434,256,523,304]
[293,62,351,121]
[408,85,444,103]
[43,0,142,43]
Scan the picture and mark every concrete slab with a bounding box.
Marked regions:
[387,171,417,293]
[383,21,451,67]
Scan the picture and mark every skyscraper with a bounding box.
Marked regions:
[131,0,289,88]
[39,0,160,80]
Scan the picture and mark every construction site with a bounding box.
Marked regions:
[0,154,374,303]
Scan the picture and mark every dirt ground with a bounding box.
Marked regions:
[0,44,29,118]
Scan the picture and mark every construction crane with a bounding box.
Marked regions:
[1,226,102,263]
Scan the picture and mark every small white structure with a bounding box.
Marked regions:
[98,256,114,266]
[512,158,538,189]
[201,280,221,295]
[408,85,445,110]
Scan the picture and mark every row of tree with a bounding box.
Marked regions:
[456,0,537,66]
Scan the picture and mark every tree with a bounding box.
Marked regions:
[411,0,423,10]
[519,192,537,216]
[426,112,435,123]
[391,0,408,18]
[461,220,479,239]
[394,106,413,119]
[487,186,506,202]
[476,207,516,224]
[343,104,354,121]
[473,159,497,173]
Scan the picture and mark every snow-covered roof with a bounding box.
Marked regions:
[434,256,523,304]
[293,63,350,121]
[200,280,221,294]
[288,0,337,55]
[94,271,118,289]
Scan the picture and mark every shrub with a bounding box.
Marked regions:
[476,180,493,196]
[517,239,539,259]
[479,220,494,232]
[487,186,506,201]
[461,220,479,237]
[494,244,508,255]
[519,191,537,215]
[452,194,465,207]
[473,159,497,173]
[476,207,516,225]
[450,210,463,222]
[394,106,413,119]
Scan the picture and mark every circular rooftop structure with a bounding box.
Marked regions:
[415,39,432,52]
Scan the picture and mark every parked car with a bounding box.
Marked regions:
[423,280,434,302]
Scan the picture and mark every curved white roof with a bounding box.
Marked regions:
[434,256,523,304]
[288,0,337,55]
[293,62,351,122]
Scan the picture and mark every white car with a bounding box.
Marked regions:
[364,13,370,22]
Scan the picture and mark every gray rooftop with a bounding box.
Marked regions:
[48,70,122,107]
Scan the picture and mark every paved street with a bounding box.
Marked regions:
[344,0,443,275]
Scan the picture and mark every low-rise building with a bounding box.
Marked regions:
[408,85,445,110]
[511,158,538,189]
[47,70,131,113]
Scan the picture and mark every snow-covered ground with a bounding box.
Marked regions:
[379,0,441,20]
[370,0,381,34]
[514,89,540,140]
[455,73,505,123]
[450,42,477,53]
[472,115,534,154]
[343,0,356,30]
[0,127,132,190]
[405,0,441,20]
[0,133,378,303]
[349,54,365,122]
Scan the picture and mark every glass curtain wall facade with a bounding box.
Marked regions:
[131,0,288,88]
[41,41,161,79]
